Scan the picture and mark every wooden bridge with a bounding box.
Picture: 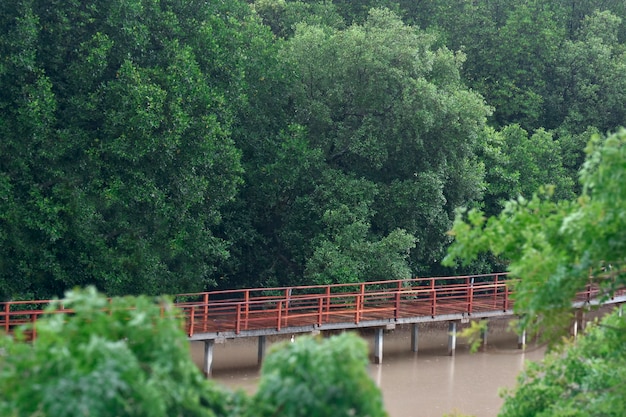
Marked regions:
[2,272,625,374]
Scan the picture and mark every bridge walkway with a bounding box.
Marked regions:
[2,272,625,373]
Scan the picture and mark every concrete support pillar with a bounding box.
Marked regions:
[258,335,266,366]
[203,339,214,377]
[573,309,585,338]
[577,309,585,332]
[518,329,527,350]
[448,321,457,356]
[411,323,419,353]
[374,328,384,364]
[619,304,623,318]
[480,320,488,351]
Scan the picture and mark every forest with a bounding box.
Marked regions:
[1,0,626,300]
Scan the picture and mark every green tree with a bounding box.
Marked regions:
[557,127,600,187]
[403,0,626,133]
[0,289,389,417]
[252,332,387,417]
[0,0,268,298]
[551,0,626,39]
[252,0,345,38]
[444,129,626,417]
[481,125,575,217]
[547,11,626,134]
[0,287,241,417]
[445,129,626,333]
[498,311,626,417]
[217,8,491,288]
[403,0,564,131]
[280,8,490,280]
[487,2,564,129]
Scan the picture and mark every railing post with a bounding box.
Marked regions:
[355,284,365,324]
[395,281,402,320]
[467,277,474,315]
[325,286,331,321]
[236,304,241,334]
[430,278,436,317]
[189,306,195,337]
[4,303,8,333]
[493,274,499,307]
[284,288,292,328]
[354,286,360,324]
[277,301,283,331]
[317,297,323,326]
[30,314,37,341]
[244,290,250,330]
[203,293,209,332]
[503,284,509,311]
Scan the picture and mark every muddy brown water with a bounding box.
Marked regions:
[190,317,549,417]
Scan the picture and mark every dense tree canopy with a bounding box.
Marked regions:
[480,125,575,216]
[3,1,626,415]
[0,0,269,298]
[1,0,625,298]
[218,8,491,288]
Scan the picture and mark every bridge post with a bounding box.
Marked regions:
[258,335,266,366]
[448,321,457,356]
[573,309,585,338]
[480,320,488,351]
[374,328,384,364]
[518,329,526,350]
[411,323,419,353]
[203,340,214,377]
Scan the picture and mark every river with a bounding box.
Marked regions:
[190,317,546,417]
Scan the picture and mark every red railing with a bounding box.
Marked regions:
[175,273,513,337]
[2,272,623,340]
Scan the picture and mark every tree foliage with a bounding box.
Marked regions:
[480,125,575,216]
[547,11,626,133]
[498,311,626,417]
[405,0,626,134]
[0,287,241,417]
[0,288,386,417]
[445,129,626,414]
[0,0,276,298]
[282,8,489,280]
[215,7,493,288]
[445,129,626,333]
[2,0,626,296]
[251,333,387,417]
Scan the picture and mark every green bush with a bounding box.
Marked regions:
[0,288,386,417]
[252,333,388,417]
[0,287,241,417]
